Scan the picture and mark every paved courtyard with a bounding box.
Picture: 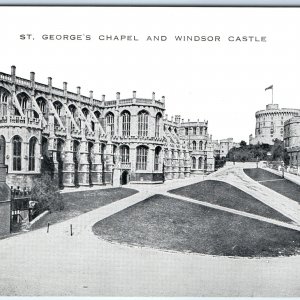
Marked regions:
[0,163,300,296]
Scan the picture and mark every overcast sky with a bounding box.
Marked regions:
[1,7,300,142]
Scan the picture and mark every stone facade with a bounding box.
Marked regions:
[0,136,11,236]
[212,138,240,158]
[0,66,214,189]
[249,104,300,145]
[284,115,300,169]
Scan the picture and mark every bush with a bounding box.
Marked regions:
[31,174,64,214]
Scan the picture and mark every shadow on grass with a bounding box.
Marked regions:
[169,180,291,223]
[93,194,300,258]
[30,187,138,230]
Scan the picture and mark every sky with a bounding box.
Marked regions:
[1,7,300,142]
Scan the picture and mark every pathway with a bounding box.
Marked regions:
[1,167,300,296]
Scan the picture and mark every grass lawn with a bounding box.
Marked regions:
[30,187,137,230]
[168,180,291,223]
[244,168,300,203]
[93,194,300,257]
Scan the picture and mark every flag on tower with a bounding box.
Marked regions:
[265,85,273,91]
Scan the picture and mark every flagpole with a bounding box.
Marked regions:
[272,86,273,104]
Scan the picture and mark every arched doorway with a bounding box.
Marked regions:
[121,170,129,185]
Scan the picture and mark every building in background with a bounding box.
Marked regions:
[0,66,214,189]
[284,115,300,171]
[249,104,300,145]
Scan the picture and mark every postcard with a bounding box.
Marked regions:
[0,6,300,297]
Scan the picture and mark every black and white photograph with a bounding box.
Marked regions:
[0,5,300,296]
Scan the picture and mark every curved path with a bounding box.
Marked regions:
[1,166,300,296]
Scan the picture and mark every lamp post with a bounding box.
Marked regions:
[267,152,272,168]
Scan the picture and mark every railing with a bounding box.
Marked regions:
[11,186,34,226]
[15,76,31,87]
[0,115,41,128]
[104,100,117,106]
[52,87,65,97]
[35,82,48,92]
[119,99,133,105]
[67,91,78,100]
[0,72,12,82]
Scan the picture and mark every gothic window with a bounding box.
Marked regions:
[82,108,89,118]
[154,147,161,171]
[29,137,37,171]
[12,136,22,171]
[199,141,203,150]
[192,157,196,169]
[121,111,131,136]
[120,145,130,163]
[106,112,114,136]
[37,97,47,114]
[136,146,148,170]
[138,111,149,137]
[198,157,202,169]
[155,113,162,137]
[192,141,197,150]
[53,101,63,116]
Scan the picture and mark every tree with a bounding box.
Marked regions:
[31,174,64,214]
[240,140,247,148]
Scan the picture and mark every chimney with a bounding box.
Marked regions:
[63,82,68,91]
[30,72,35,82]
[171,116,174,122]
[77,86,81,95]
[133,91,136,98]
[182,118,184,123]
[116,92,120,100]
[188,119,190,122]
[162,96,165,102]
[11,65,16,77]
[152,92,155,100]
[165,113,168,120]
[102,95,105,101]
[48,77,52,87]
[89,90,93,99]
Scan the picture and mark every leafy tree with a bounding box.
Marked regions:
[31,174,64,214]
[240,140,247,148]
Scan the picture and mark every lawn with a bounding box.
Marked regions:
[93,194,300,257]
[168,180,291,223]
[244,168,300,203]
[30,187,138,230]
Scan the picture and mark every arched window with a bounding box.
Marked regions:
[0,88,9,117]
[16,93,29,115]
[192,141,197,150]
[121,111,131,136]
[82,108,89,118]
[53,101,63,116]
[138,111,149,137]
[69,105,76,118]
[12,136,22,171]
[94,111,101,119]
[120,145,130,163]
[154,147,161,170]
[199,141,203,150]
[155,113,162,137]
[136,146,148,170]
[29,137,37,171]
[198,157,202,169]
[192,157,196,169]
[36,97,47,114]
[106,112,114,136]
